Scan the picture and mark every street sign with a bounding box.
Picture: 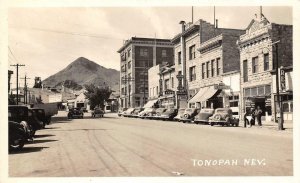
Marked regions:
[214,83,230,90]
[280,68,286,92]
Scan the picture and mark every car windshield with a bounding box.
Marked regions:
[185,108,193,113]
[216,109,227,113]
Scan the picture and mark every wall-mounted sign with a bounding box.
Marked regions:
[165,89,175,95]
[280,68,286,92]
[214,83,230,90]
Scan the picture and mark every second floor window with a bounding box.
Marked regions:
[252,56,258,73]
[165,79,170,90]
[264,53,269,71]
[171,77,174,88]
[128,61,131,69]
[140,48,148,57]
[178,52,181,64]
[202,63,205,79]
[211,60,215,77]
[127,49,131,57]
[189,45,196,60]
[189,66,196,81]
[216,58,221,75]
[206,61,210,78]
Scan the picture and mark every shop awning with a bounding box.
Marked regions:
[143,99,158,108]
[189,85,220,103]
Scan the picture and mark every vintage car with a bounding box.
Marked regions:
[138,108,156,119]
[92,108,104,118]
[150,108,167,119]
[208,108,239,127]
[68,107,84,119]
[131,108,144,118]
[122,108,135,117]
[157,108,178,121]
[180,108,200,123]
[193,108,215,124]
[31,108,48,128]
[173,108,186,121]
[81,107,88,113]
[118,107,128,117]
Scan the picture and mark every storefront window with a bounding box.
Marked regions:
[283,102,289,112]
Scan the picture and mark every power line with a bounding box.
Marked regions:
[8,46,19,63]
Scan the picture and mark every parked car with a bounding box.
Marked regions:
[151,108,167,119]
[92,108,104,118]
[8,105,37,138]
[138,108,156,119]
[31,108,47,128]
[208,108,239,127]
[81,107,88,113]
[68,107,84,119]
[118,107,128,117]
[193,108,215,124]
[180,108,200,123]
[28,109,44,131]
[173,108,186,121]
[157,108,178,121]
[131,108,144,117]
[123,108,135,117]
[9,121,27,150]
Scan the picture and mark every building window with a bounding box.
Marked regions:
[202,63,205,79]
[140,48,148,57]
[128,61,131,69]
[165,79,170,90]
[189,66,196,81]
[156,86,158,95]
[229,95,239,107]
[171,77,174,88]
[216,58,221,75]
[252,56,258,73]
[162,49,167,57]
[178,52,181,65]
[264,53,269,71]
[243,60,248,82]
[127,49,131,57]
[189,45,196,60]
[206,61,210,78]
[211,60,215,77]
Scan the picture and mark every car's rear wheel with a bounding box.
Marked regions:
[210,123,214,126]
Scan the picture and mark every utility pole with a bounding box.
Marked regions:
[273,41,284,130]
[10,64,25,105]
[21,75,30,104]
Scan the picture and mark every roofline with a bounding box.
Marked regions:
[117,37,172,53]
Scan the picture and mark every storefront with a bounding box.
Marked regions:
[158,89,176,108]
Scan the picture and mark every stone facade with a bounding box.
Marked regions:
[118,37,174,108]
[237,16,293,122]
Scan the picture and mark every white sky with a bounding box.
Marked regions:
[8,6,292,87]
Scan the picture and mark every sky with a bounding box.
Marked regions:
[8,6,292,87]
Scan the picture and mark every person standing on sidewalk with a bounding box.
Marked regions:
[255,106,263,126]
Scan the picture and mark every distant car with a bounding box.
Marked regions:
[158,108,178,121]
[173,108,186,121]
[123,108,135,117]
[193,108,215,124]
[131,108,144,117]
[118,108,128,117]
[68,107,84,119]
[208,108,239,127]
[151,108,167,119]
[92,108,104,118]
[180,108,200,123]
[138,108,156,119]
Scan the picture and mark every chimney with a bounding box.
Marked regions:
[179,21,186,32]
[215,19,218,28]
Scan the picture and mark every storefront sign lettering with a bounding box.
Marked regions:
[280,69,286,92]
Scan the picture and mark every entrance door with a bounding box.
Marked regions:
[254,98,266,116]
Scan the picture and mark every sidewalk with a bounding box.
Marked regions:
[250,120,293,131]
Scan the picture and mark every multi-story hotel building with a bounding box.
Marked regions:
[117,37,174,108]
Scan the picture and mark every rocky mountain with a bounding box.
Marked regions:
[43,57,120,93]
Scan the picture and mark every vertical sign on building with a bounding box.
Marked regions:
[280,68,286,92]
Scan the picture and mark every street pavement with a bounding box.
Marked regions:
[9,111,293,176]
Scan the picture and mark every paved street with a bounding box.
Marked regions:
[9,112,293,177]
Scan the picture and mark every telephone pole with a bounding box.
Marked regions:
[21,75,30,104]
[10,64,25,105]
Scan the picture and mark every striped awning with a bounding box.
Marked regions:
[189,85,220,103]
[143,99,158,108]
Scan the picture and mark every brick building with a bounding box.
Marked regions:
[171,19,244,109]
[117,37,174,108]
[237,14,293,122]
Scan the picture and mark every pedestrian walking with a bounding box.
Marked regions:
[255,106,263,126]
